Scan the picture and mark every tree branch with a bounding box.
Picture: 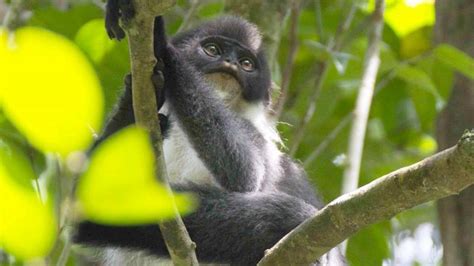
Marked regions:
[341,0,385,194]
[303,112,353,167]
[289,3,358,156]
[258,130,474,266]
[273,0,302,119]
[123,0,198,264]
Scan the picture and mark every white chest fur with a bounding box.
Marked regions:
[160,101,282,188]
[163,121,217,186]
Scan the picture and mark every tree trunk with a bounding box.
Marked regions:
[435,1,474,265]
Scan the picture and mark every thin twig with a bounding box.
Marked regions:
[289,3,358,156]
[54,159,75,266]
[302,52,427,169]
[177,0,200,33]
[289,62,328,156]
[303,112,353,167]
[314,0,323,41]
[341,0,385,195]
[56,238,72,266]
[302,49,426,172]
[2,0,20,29]
[338,4,385,253]
[273,0,302,119]
[258,130,474,265]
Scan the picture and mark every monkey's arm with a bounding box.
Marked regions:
[156,39,268,192]
[105,6,270,191]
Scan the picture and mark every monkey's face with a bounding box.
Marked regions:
[183,35,271,105]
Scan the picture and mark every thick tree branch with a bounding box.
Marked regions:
[258,130,474,266]
[123,0,198,264]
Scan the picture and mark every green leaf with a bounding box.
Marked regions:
[416,55,454,101]
[434,44,474,79]
[0,139,57,260]
[77,126,196,225]
[75,19,116,63]
[396,65,440,130]
[0,27,104,157]
[347,222,391,266]
[395,65,440,99]
[198,1,224,18]
[29,4,103,40]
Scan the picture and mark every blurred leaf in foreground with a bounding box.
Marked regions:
[75,19,116,63]
[0,139,56,260]
[76,126,196,225]
[0,27,103,157]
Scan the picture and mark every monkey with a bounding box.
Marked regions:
[74,2,347,265]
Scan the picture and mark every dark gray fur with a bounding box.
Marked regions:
[75,10,346,266]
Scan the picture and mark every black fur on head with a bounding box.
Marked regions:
[170,16,272,104]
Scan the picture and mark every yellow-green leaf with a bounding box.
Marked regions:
[75,19,116,63]
[0,27,103,157]
[0,139,57,260]
[76,126,195,225]
[366,0,434,37]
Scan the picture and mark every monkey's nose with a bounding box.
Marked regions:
[223,55,237,64]
[223,61,239,72]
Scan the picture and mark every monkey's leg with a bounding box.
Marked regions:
[75,186,316,265]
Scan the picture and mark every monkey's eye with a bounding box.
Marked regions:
[203,43,221,57]
[240,58,255,72]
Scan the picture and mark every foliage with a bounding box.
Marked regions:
[0,0,473,265]
[0,138,56,259]
[77,126,195,225]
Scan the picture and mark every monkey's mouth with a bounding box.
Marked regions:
[204,72,242,104]
[204,62,243,87]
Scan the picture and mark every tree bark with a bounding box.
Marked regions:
[258,131,474,265]
[435,1,474,265]
[123,0,199,264]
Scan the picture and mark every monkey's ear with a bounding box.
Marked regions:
[153,16,168,59]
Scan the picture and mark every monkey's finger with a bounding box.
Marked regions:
[153,16,168,58]
[105,0,125,40]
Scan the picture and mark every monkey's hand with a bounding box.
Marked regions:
[105,0,134,40]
